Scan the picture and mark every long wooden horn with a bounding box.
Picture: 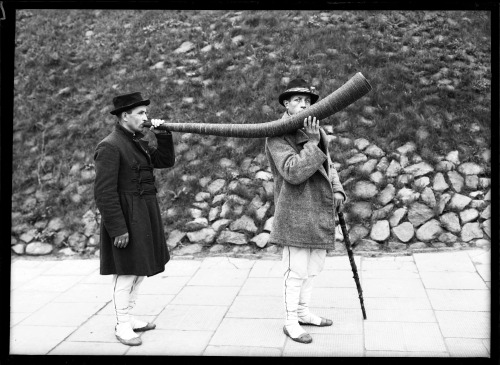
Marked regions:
[143,72,372,138]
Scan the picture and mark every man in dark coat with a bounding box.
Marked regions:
[94,92,175,346]
[265,79,346,344]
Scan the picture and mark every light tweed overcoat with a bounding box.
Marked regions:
[265,114,346,249]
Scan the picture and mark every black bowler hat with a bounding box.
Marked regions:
[110,92,150,115]
[278,78,319,106]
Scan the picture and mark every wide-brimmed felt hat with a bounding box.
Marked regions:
[110,92,150,115]
[278,78,319,106]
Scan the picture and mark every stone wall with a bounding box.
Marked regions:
[11,128,491,258]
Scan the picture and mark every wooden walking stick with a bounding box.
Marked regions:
[337,208,367,320]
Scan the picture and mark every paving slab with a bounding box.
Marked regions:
[203,345,282,356]
[414,251,477,272]
[365,350,450,357]
[248,260,284,277]
[445,338,490,357]
[199,256,256,269]
[14,275,85,292]
[10,289,62,313]
[302,307,364,335]
[435,311,490,338]
[239,277,282,296]
[19,301,106,327]
[187,267,250,286]
[155,304,227,330]
[282,333,364,357]
[361,259,417,272]
[126,329,213,356]
[41,259,100,276]
[52,283,110,303]
[365,309,436,322]
[427,289,490,311]
[315,270,357,288]
[162,259,201,276]
[420,271,488,289]
[362,278,427,297]
[170,285,239,306]
[324,256,361,270]
[10,325,78,355]
[365,322,447,352]
[312,287,363,308]
[363,297,432,310]
[48,341,129,355]
[138,275,191,295]
[209,318,285,347]
[226,295,283,319]
[99,294,174,315]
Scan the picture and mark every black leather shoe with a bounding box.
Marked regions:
[298,317,333,327]
[283,326,312,344]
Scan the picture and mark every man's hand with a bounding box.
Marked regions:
[334,192,345,210]
[303,116,320,144]
[114,232,129,248]
[150,119,169,134]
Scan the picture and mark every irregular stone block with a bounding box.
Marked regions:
[440,212,461,233]
[377,184,395,205]
[408,202,434,227]
[459,209,479,224]
[372,204,394,221]
[217,230,247,245]
[458,162,484,175]
[187,228,216,244]
[389,207,407,227]
[447,171,464,192]
[212,219,232,233]
[404,162,434,177]
[461,222,483,242]
[348,225,369,243]
[25,241,53,255]
[370,220,390,241]
[353,181,378,199]
[230,215,258,234]
[448,193,472,211]
[349,202,372,219]
[250,232,270,248]
[185,217,209,231]
[420,187,436,207]
[433,172,449,192]
[436,193,451,214]
[416,219,443,241]
[439,232,458,244]
[392,222,414,243]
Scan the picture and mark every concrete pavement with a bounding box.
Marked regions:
[9,249,492,357]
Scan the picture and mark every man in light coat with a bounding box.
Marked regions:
[265,78,346,344]
[94,92,175,346]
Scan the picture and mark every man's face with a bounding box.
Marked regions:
[122,105,148,133]
[284,94,311,115]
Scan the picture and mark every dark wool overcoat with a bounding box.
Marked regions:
[265,113,346,249]
[94,123,175,276]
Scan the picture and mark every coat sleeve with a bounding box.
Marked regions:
[329,162,348,203]
[149,132,175,168]
[266,136,327,185]
[93,142,128,238]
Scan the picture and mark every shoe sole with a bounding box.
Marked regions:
[298,321,332,327]
[115,335,142,346]
[134,324,156,332]
[283,326,312,344]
